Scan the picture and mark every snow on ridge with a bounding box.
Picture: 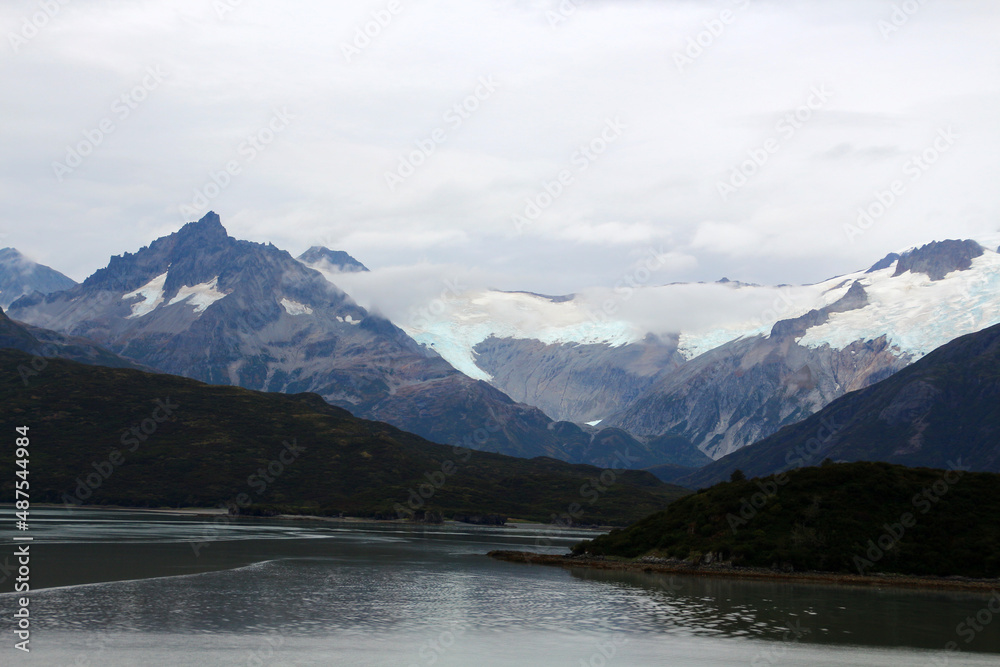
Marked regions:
[167,277,227,313]
[401,289,639,382]
[123,272,169,319]
[798,252,1000,358]
[280,298,313,316]
[675,275,860,360]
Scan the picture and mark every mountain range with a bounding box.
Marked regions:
[401,239,1000,462]
[4,216,999,478]
[5,214,690,469]
[678,320,1000,488]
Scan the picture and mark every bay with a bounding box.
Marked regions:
[1,508,996,666]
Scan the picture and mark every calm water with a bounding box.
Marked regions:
[1,508,998,666]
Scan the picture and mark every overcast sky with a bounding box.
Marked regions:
[2,0,999,299]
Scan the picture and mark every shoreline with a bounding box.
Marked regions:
[19,504,609,532]
[487,550,1000,593]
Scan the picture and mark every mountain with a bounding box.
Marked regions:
[0,306,145,371]
[405,239,1000,461]
[5,213,681,468]
[573,461,1000,578]
[472,332,685,425]
[678,321,1000,488]
[0,247,76,308]
[0,349,688,525]
[297,246,369,273]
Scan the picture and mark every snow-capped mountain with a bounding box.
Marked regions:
[679,319,1000,488]
[401,239,1000,460]
[0,247,77,308]
[6,213,688,468]
[9,216,996,470]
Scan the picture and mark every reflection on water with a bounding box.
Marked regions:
[0,508,997,666]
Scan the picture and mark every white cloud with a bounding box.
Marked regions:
[0,0,997,294]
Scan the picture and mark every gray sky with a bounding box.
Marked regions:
[2,0,999,298]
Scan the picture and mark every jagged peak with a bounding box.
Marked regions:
[175,211,228,241]
[892,239,984,281]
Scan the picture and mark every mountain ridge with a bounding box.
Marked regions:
[0,247,77,308]
[677,320,1000,488]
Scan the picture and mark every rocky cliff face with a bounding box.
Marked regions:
[468,282,903,462]
[679,321,1000,488]
[603,332,909,460]
[471,333,684,424]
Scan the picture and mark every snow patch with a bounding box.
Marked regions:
[585,419,603,427]
[280,298,313,316]
[674,275,857,360]
[798,252,1000,357]
[401,290,638,382]
[167,277,227,313]
[123,272,169,319]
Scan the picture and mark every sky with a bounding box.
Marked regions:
[2,0,999,305]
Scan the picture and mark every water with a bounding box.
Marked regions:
[1,508,997,665]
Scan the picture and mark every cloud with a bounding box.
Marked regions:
[0,0,997,294]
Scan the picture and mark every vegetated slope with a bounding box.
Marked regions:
[575,461,1000,578]
[0,350,687,524]
[679,321,1000,489]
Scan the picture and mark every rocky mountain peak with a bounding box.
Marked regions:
[866,252,902,273]
[173,211,230,246]
[298,246,369,272]
[829,280,869,313]
[893,239,984,281]
[769,281,868,339]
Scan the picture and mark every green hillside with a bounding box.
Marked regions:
[0,350,687,524]
[575,461,1000,578]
